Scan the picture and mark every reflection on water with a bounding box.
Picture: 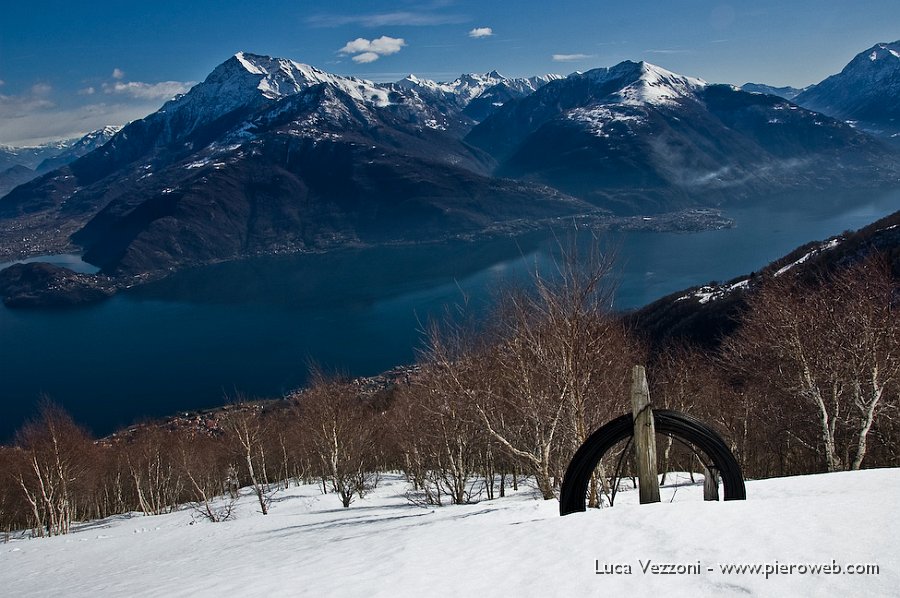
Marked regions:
[0,254,99,274]
[0,188,898,440]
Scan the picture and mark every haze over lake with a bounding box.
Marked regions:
[1,189,898,440]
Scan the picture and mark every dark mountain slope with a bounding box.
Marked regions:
[467,61,899,215]
[627,209,900,349]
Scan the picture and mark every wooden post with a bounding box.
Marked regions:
[631,365,660,504]
[703,466,720,501]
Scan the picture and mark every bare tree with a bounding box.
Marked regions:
[295,373,379,508]
[123,428,185,516]
[222,403,276,515]
[723,258,899,472]
[396,332,491,505]
[179,436,236,523]
[462,242,633,500]
[14,402,93,536]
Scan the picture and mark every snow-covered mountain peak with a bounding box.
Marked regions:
[794,39,900,135]
[443,71,507,102]
[616,61,706,106]
[229,52,347,100]
[392,71,561,110]
[579,61,705,106]
[836,41,900,83]
[394,74,447,96]
[153,52,395,140]
[79,125,122,143]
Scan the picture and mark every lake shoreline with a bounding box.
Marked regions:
[1,188,897,441]
[0,208,733,308]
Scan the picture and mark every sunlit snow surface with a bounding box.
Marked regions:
[615,62,706,106]
[1,469,897,597]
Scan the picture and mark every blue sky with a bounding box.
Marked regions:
[1,0,898,145]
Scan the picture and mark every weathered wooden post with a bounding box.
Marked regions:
[703,466,720,501]
[631,365,660,504]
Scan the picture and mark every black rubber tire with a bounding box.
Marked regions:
[559,409,746,515]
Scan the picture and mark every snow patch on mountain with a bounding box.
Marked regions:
[775,238,841,276]
[566,106,644,137]
[396,71,561,105]
[617,62,706,106]
[677,279,749,304]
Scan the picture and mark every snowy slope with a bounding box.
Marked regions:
[1,469,897,597]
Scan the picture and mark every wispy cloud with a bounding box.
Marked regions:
[644,48,692,55]
[308,10,467,28]
[0,72,193,145]
[0,83,56,127]
[552,53,595,62]
[468,27,493,38]
[30,83,52,96]
[352,52,381,64]
[0,97,158,146]
[102,80,194,100]
[339,36,406,64]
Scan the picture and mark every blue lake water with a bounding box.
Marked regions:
[1,188,898,440]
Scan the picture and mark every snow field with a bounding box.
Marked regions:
[1,468,898,597]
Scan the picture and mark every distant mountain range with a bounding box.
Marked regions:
[466,60,895,213]
[741,41,900,138]
[0,126,121,198]
[739,83,808,100]
[1,43,899,302]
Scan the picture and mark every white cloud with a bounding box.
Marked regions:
[0,84,56,126]
[339,36,406,63]
[0,92,152,146]
[112,68,125,80]
[0,80,5,87]
[468,27,493,38]
[352,52,382,64]
[340,38,373,55]
[0,74,191,145]
[552,53,595,62]
[103,80,194,100]
[339,36,406,56]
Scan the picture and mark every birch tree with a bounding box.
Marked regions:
[296,374,378,508]
[723,258,899,472]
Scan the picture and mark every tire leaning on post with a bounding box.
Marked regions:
[559,409,746,516]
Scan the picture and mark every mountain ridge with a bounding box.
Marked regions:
[1,49,898,303]
[795,40,900,136]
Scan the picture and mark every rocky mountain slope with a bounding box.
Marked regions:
[466,60,899,214]
[795,40,900,137]
[1,50,898,302]
[0,53,590,280]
